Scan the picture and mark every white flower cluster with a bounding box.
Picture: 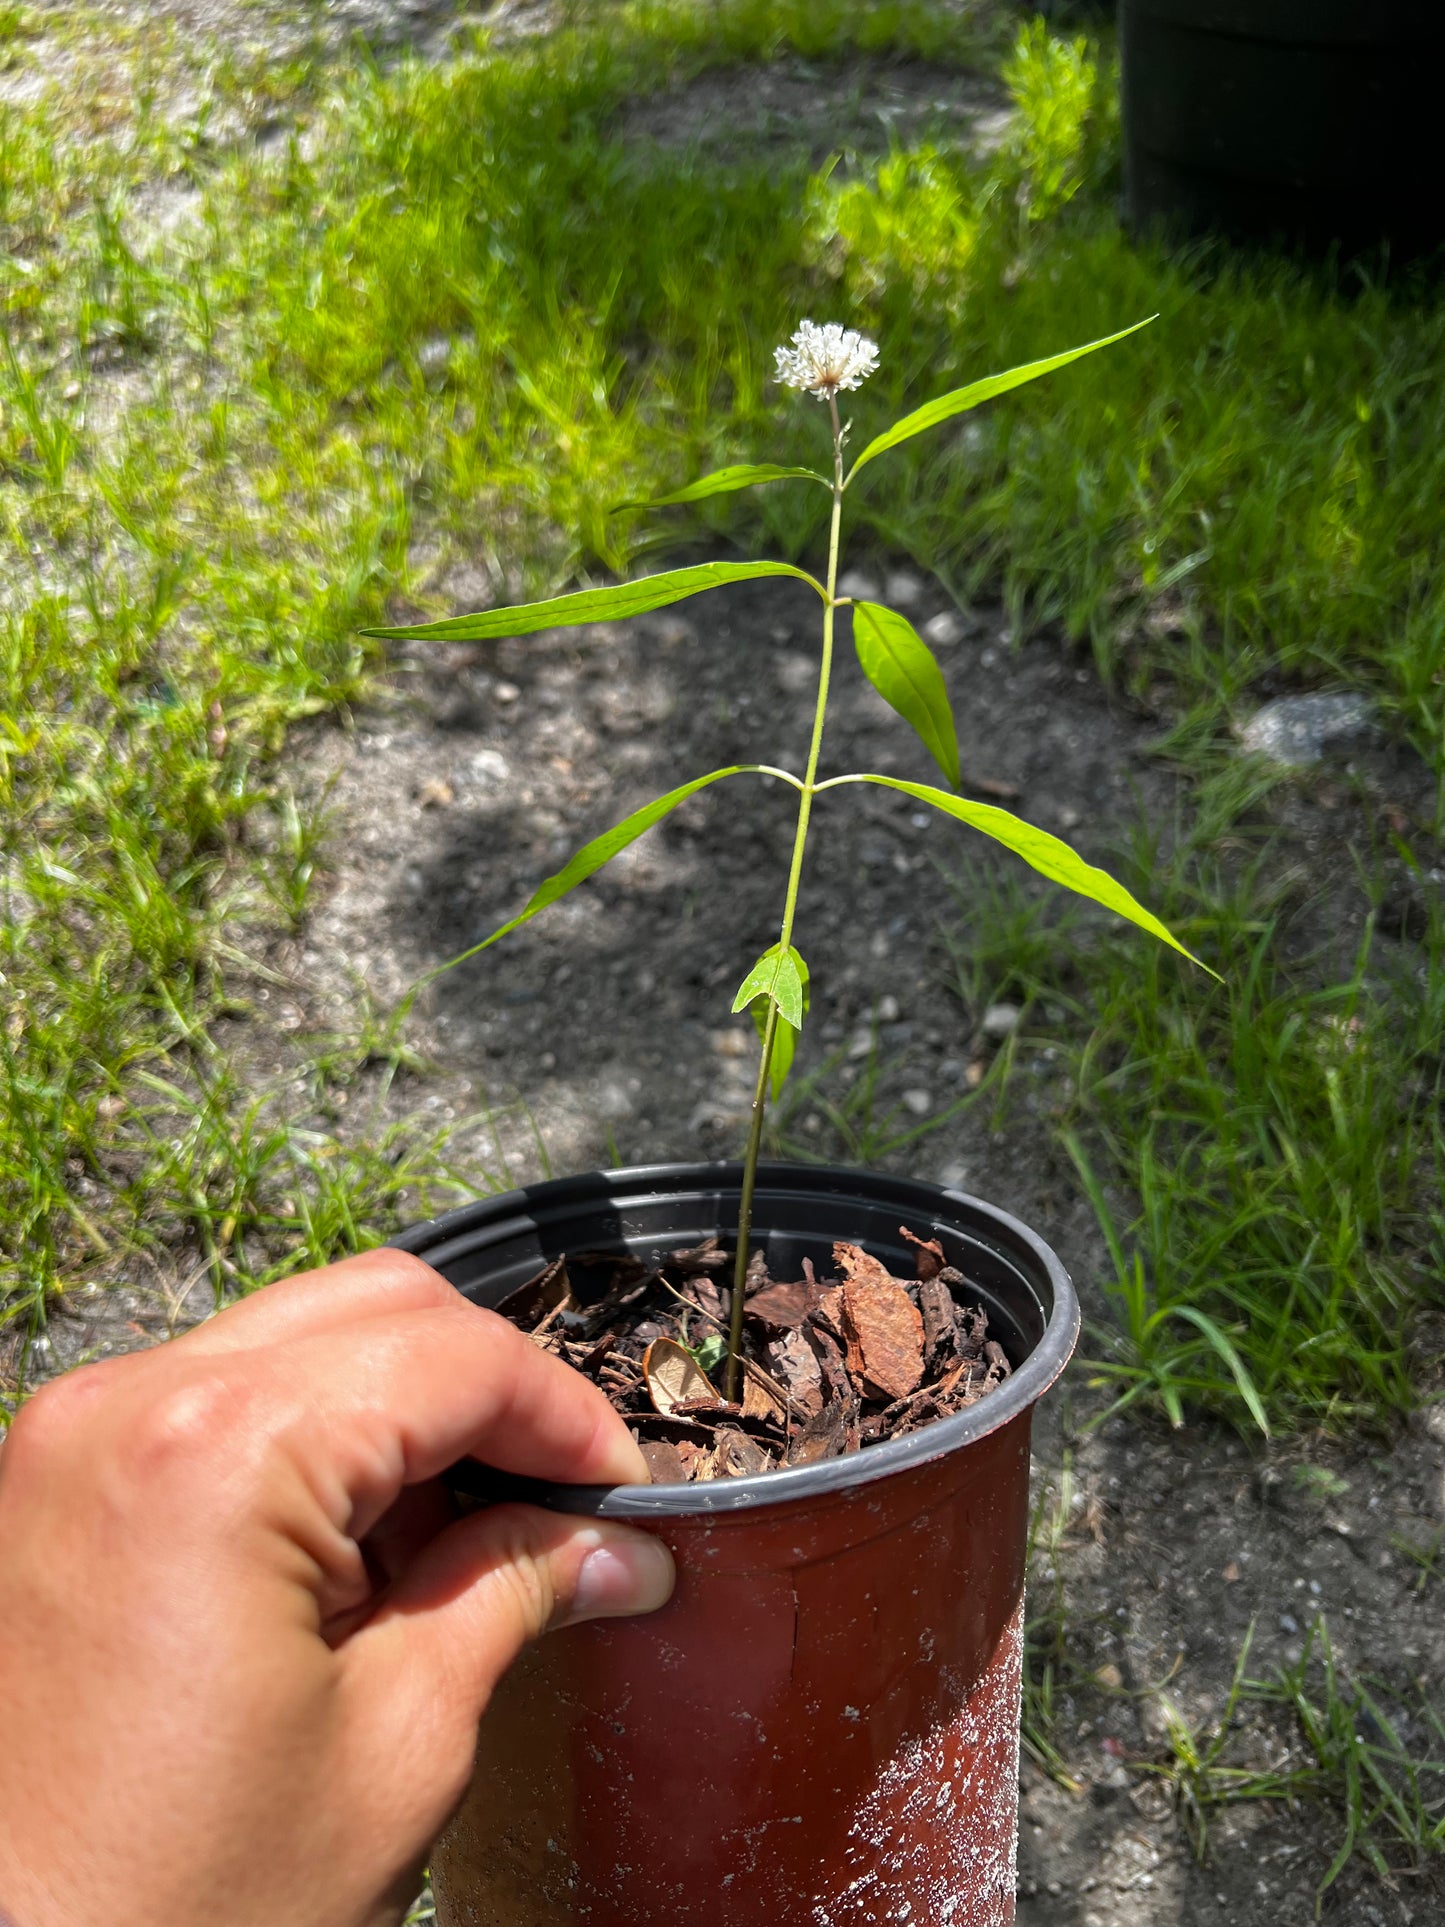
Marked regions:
[773,319,879,398]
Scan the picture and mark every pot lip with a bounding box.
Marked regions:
[390,1159,1080,1519]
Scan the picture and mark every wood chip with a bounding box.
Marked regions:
[766,1327,824,1420]
[745,1280,809,1331]
[899,1225,946,1280]
[917,1276,960,1373]
[494,1256,571,1326]
[832,1240,896,1291]
[841,1268,925,1403]
[741,1364,788,1424]
[637,1439,687,1484]
[642,1338,721,1417]
[713,1426,772,1478]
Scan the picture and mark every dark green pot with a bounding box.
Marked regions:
[1119,0,1445,260]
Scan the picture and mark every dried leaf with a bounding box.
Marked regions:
[841,1270,925,1403]
[643,1338,721,1417]
[745,1280,809,1331]
[899,1225,945,1280]
[637,1439,687,1484]
[494,1256,571,1327]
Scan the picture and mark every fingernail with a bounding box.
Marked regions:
[567,1533,675,1623]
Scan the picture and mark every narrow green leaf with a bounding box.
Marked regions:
[613,464,830,511]
[421,767,765,983]
[732,941,805,1030]
[847,317,1157,480]
[363,560,824,642]
[1170,1305,1272,1438]
[830,775,1218,977]
[852,601,959,788]
[745,946,811,1099]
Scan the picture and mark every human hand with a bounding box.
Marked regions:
[0,1250,673,1927]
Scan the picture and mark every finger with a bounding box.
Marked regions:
[262,1302,649,1539]
[175,1249,458,1357]
[346,1505,675,1719]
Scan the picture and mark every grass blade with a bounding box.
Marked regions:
[1169,1304,1272,1439]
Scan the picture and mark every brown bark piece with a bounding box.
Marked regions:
[841,1271,925,1403]
[766,1328,824,1420]
[494,1255,571,1327]
[788,1400,847,1466]
[637,1439,687,1484]
[714,1427,772,1478]
[899,1226,946,1280]
[742,1366,788,1424]
[832,1240,896,1292]
[745,1280,810,1332]
[917,1276,960,1373]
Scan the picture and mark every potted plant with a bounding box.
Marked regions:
[369,316,1204,1926]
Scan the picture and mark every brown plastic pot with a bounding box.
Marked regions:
[389,1161,1079,1927]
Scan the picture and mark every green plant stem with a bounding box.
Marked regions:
[724,395,846,1401]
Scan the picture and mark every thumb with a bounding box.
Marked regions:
[347,1501,675,1717]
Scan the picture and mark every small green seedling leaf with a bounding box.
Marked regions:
[732,942,806,1030]
[852,601,959,788]
[828,775,1217,976]
[691,1333,728,1375]
[743,945,811,1099]
[614,464,830,511]
[423,766,767,983]
[847,317,1157,481]
[363,560,824,642]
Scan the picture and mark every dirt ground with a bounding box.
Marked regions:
[19,0,1445,1919]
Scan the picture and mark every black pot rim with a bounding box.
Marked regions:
[388,1160,1080,1519]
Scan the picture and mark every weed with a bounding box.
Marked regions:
[1148,1619,1445,1903]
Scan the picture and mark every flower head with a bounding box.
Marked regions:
[774,319,879,398]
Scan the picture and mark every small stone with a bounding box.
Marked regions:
[877,994,901,1023]
[1094,1663,1122,1689]
[923,609,967,646]
[1222,1560,1241,1583]
[1237,692,1377,767]
[470,748,509,782]
[901,1089,932,1117]
[1279,1612,1299,1634]
[494,681,521,705]
[416,332,453,377]
[884,570,925,609]
[981,1002,1020,1039]
[775,652,815,694]
[416,777,454,808]
[837,569,881,602]
[937,1160,968,1188]
[711,1028,749,1059]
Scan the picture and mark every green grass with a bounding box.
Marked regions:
[3,0,1444,1433]
[939,797,1445,1434]
[1147,1619,1445,1903]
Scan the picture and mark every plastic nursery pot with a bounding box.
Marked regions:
[389,1161,1079,1927]
[1119,0,1445,260]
